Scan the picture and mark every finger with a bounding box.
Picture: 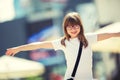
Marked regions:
[11,53,16,56]
[6,51,11,55]
[6,50,11,55]
[5,50,10,55]
[7,52,12,56]
[6,49,11,54]
[6,50,13,56]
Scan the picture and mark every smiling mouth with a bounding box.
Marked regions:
[71,31,77,34]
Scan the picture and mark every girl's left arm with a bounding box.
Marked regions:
[97,32,120,41]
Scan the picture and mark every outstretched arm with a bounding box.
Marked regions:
[6,41,54,56]
[97,32,120,41]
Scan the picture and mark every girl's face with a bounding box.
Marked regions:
[66,24,80,38]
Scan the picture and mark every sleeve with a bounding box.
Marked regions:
[51,38,63,51]
[85,33,98,46]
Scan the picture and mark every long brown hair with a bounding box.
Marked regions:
[61,12,88,48]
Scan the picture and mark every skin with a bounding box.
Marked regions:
[5,25,120,56]
[66,25,80,39]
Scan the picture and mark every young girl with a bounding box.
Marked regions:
[6,12,120,80]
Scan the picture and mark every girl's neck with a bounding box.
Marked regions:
[70,36,78,39]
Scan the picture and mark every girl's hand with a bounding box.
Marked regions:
[6,47,20,56]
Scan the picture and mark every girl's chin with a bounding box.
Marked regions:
[70,35,78,38]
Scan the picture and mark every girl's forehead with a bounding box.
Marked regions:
[67,22,78,26]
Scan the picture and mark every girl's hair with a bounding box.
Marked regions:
[61,12,88,48]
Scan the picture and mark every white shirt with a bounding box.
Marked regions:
[52,33,97,80]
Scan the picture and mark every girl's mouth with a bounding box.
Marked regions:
[71,31,77,34]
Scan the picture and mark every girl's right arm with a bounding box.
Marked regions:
[5,41,54,56]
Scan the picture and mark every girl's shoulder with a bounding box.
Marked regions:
[85,33,98,44]
[85,33,97,39]
[85,32,97,37]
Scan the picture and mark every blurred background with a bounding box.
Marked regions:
[0,0,120,80]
